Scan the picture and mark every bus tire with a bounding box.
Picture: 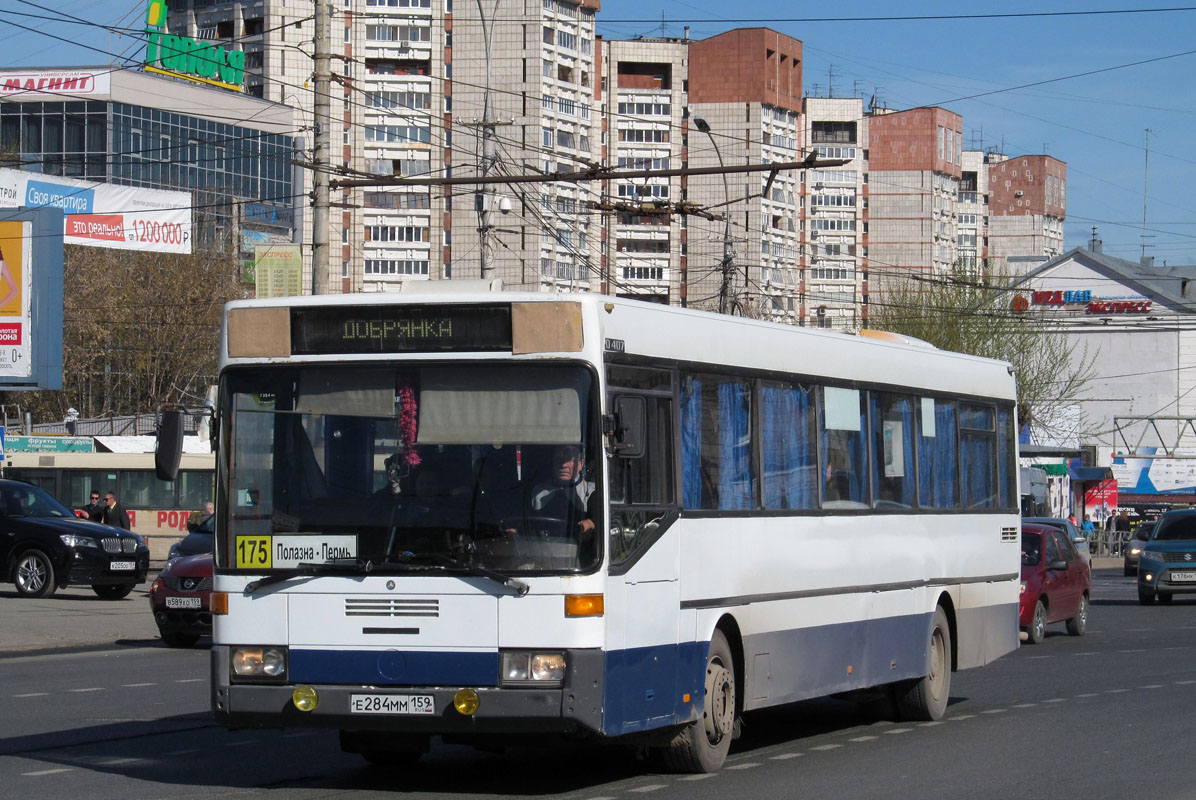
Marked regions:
[896,606,951,721]
[13,549,56,598]
[660,629,736,773]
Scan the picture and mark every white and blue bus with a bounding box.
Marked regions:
[182,291,1020,773]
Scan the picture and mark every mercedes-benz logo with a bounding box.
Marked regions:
[386,580,396,591]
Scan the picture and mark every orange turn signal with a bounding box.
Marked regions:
[565,593,604,617]
[211,592,228,615]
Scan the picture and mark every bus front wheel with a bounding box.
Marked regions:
[660,629,736,773]
[895,606,951,721]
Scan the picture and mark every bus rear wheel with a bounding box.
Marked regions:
[660,629,736,773]
[895,606,951,721]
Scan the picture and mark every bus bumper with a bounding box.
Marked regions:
[210,646,605,736]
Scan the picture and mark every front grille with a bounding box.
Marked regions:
[345,598,439,618]
[1163,552,1196,563]
[101,538,137,554]
[164,575,213,592]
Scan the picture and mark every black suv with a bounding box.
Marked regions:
[0,480,149,598]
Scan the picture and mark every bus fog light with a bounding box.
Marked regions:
[531,654,566,681]
[292,685,318,712]
[453,688,480,716]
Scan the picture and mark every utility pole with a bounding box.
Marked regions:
[311,1,333,294]
[476,0,497,280]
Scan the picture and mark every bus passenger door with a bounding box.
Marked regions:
[605,380,682,733]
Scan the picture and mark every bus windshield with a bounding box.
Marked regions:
[220,364,597,574]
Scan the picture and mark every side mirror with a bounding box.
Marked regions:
[1047,559,1068,571]
[156,409,185,481]
[612,396,646,458]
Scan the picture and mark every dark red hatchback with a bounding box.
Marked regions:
[1020,522,1091,644]
[148,553,213,647]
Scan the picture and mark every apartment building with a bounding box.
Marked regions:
[987,153,1067,276]
[598,37,688,304]
[801,97,867,330]
[866,106,964,297]
[686,29,803,321]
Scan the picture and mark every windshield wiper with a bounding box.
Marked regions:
[384,551,529,596]
[243,558,376,593]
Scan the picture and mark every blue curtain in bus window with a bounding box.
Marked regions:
[762,383,816,509]
[822,387,868,506]
[997,408,1014,507]
[680,375,703,508]
[718,379,753,510]
[960,405,995,508]
[918,400,958,508]
[872,394,916,507]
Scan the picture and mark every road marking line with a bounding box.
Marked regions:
[950,714,975,720]
[99,757,142,766]
[1176,680,1196,685]
[1075,693,1099,698]
[174,678,205,683]
[13,692,48,698]
[1012,703,1037,708]
[68,688,104,693]
[123,683,156,687]
[1106,689,1130,693]
[679,774,717,780]
[726,763,760,770]
[918,721,944,727]
[770,753,802,760]
[981,709,1007,714]
[1120,649,1146,653]
[1027,656,1054,660]
[1142,684,1164,689]
[884,728,912,734]
[21,768,74,776]
[811,744,842,751]
[850,736,878,742]
[629,784,666,792]
[1044,698,1066,703]
[164,749,199,756]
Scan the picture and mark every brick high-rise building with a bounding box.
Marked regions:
[986,154,1066,275]
[866,106,964,295]
[686,29,803,321]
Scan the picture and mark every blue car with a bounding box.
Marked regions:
[1138,509,1196,605]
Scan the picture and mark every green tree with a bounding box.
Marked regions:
[869,263,1095,437]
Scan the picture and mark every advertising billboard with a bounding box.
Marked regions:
[0,168,192,254]
[144,0,245,92]
[0,219,33,379]
[0,206,64,390]
[0,70,111,98]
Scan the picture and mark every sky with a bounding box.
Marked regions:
[2,0,1195,265]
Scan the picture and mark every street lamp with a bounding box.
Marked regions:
[693,116,738,315]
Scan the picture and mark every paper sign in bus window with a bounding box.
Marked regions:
[883,421,905,478]
[921,397,936,438]
[824,387,861,431]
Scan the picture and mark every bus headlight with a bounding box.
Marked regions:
[230,646,288,683]
[501,651,567,686]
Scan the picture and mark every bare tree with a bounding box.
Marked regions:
[869,263,1096,440]
[1,242,248,422]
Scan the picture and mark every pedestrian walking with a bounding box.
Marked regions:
[101,491,131,530]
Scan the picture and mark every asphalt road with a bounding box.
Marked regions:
[1,568,1194,800]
